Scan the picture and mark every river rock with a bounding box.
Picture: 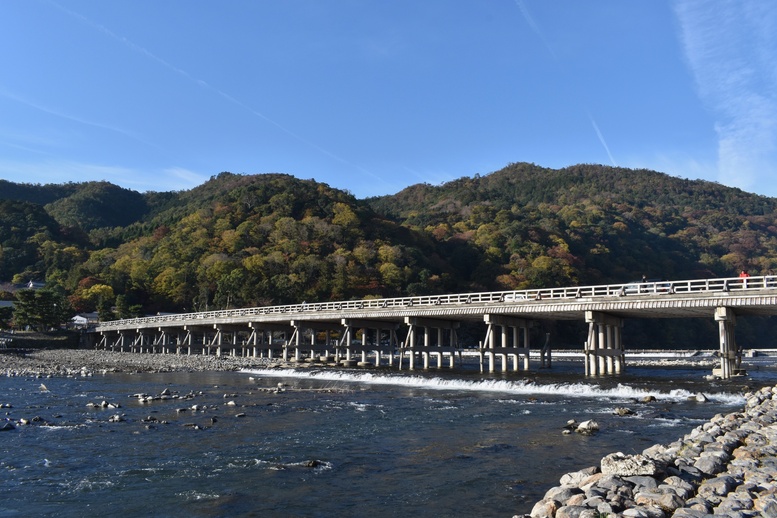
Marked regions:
[544,485,583,502]
[697,474,740,500]
[601,452,663,476]
[575,420,599,435]
[635,490,685,512]
[553,505,593,518]
[529,498,559,518]
[559,467,599,487]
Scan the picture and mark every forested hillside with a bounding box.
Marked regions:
[367,163,777,289]
[1,163,776,347]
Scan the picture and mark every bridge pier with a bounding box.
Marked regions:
[481,314,533,373]
[341,319,401,367]
[584,311,624,376]
[98,330,127,352]
[403,317,459,370]
[183,325,216,356]
[153,329,169,354]
[248,322,292,360]
[289,320,343,364]
[714,307,743,379]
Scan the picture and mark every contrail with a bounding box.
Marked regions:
[0,87,163,152]
[46,0,386,184]
[588,114,617,167]
[513,0,556,59]
[512,1,617,166]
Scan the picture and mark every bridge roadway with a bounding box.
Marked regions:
[92,276,777,379]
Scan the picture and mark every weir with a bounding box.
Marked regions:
[90,275,777,379]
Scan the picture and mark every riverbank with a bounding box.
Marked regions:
[517,384,777,518]
[0,348,275,377]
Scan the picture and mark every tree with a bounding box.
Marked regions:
[0,305,12,328]
[13,289,71,331]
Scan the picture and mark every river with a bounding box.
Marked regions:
[1,358,775,517]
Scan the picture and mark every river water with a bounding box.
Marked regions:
[2,358,776,517]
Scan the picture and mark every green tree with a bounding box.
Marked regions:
[13,289,71,331]
[0,305,12,328]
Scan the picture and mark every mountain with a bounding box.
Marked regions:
[366,163,777,288]
[1,163,776,347]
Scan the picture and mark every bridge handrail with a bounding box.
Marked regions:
[95,275,777,331]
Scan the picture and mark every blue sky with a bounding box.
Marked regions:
[1,1,775,198]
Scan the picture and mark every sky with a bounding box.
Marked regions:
[1,1,776,199]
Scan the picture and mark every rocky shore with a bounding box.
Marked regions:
[517,385,777,518]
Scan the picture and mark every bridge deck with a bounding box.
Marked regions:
[94,276,777,332]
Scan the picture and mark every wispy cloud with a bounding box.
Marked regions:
[674,0,777,192]
[0,159,203,192]
[164,167,209,189]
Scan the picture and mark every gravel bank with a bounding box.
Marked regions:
[0,348,276,377]
[517,385,777,518]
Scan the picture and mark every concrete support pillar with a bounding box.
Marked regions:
[449,328,456,368]
[422,327,430,369]
[597,323,606,374]
[523,327,530,370]
[408,326,415,370]
[483,314,534,373]
[585,311,624,376]
[488,324,495,373]
[361,331,367,364]
[345,327,353,361]
[540,332,551,368]
[437,328,444,368]
[715,307,740,379]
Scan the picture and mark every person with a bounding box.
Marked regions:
[739,270,750,278]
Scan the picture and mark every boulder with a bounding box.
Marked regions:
[693,453,726,475]
[576,420,599,435]
[544,485,583,503]
[559,466,599,486]
[697,474,740,499]
[554,505,594,518]
[601,452,663,476]
[529,498,559,518]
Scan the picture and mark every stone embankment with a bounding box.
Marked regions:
[516,385,777,518]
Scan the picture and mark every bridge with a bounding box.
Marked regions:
[91,276,777,379]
